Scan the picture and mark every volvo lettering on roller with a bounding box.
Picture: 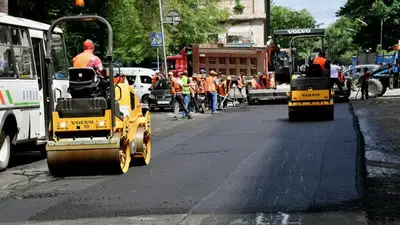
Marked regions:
[302,93,320,97]
[71,121,95,125]
[288,29,311,34]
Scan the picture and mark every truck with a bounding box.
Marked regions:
[166,44,269,101]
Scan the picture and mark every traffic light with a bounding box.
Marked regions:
[382,0,394,6]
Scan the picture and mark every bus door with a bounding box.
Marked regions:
[31,36,47,140]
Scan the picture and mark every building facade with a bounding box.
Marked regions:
[219,0,266,47]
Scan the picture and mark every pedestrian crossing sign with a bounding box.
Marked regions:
[150,32,163,47]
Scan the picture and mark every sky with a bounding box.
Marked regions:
[273,0,347,27]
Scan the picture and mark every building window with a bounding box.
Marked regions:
[227,35,240,44]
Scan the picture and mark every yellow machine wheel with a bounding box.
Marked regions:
[132,126,152,166]
[119,142,131,174]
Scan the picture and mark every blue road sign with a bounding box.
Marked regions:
[150,32,163,47]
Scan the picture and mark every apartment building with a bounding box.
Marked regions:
[218,0,266,47]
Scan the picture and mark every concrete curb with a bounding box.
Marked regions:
[348,102,367,203]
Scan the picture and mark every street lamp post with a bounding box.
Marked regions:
[380,18,383,52]
[158,0,168,78]
[157,0,181,79]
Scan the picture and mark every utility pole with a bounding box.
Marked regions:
[380,18,383,53]
[158,0,169,78]
[264,0,270,44]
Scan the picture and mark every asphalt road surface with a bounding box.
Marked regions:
[0,104,367,225]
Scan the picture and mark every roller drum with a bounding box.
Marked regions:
[47,148,122,176]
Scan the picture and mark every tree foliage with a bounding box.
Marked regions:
[325,17,360,63]
[338,0,400,51]
[109,0,229,64]
[9,0,112,59]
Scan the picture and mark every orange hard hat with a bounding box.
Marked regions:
[83,39,94,50]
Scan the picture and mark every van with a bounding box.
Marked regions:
[119,67,156,103]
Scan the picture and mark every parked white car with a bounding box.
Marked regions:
[119,67,156,103]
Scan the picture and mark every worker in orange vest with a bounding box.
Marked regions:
[205,71,218,114]
[73,39,107,77]
[151,70,160,88]
[312,51,330,72]
[168,71,176,110]
[172,72,193,120]
[259,72,269,88]
[219,76,232,110]
[188,76,199,112]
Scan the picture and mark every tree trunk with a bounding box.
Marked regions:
[0,0,8,14]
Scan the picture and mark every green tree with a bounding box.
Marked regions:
[338,0,400,51]
[9,0,112,59]
[325,17,360,63]
[109,0,229,64]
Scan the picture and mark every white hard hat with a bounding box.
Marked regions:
[155,70,160,73]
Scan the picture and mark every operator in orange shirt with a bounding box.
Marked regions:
[73,39,107,78]
[312,51,330,72]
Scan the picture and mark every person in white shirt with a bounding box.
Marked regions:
[330,60,343,91]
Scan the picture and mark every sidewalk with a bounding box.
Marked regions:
[352,89,400,224]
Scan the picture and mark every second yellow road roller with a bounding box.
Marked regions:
[44,14,151,176]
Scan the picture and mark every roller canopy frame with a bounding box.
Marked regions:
[288,34,331,75]
[273,28,325,37]
[45,15,114,141]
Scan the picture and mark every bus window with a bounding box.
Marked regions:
[32,38,45,90]
[0,26,14,78]
[51,34,68,80]
[10,28,21,46]
[12,29,35,79]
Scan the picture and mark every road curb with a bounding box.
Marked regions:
[348,102,367,203]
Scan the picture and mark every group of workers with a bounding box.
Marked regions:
[162,69,236,120]
[72,39,373,116]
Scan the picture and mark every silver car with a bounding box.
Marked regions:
[342,64,380,78]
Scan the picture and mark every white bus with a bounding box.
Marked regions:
[0,13,70,171]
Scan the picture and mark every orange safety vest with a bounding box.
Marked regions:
[205,76,216,92]
[313,56,327,71]
[169,78,176,95]
[114,76,126,84]
[338,72,344,83]
[260,75,268,88]
[152,75,159,85]
[73,51,94,68]
[198,79,206,93]
[174,78,183,93]
[219,80,231,96]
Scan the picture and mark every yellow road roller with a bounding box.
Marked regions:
[44,15,151,176]
[288,65,334,122]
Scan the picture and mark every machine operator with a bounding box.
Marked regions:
[312,51,330,72]
[73,39,107,78]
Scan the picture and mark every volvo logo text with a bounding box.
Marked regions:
[287,29,311,34]
[71,121,94,125]
[302,93,320,97]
